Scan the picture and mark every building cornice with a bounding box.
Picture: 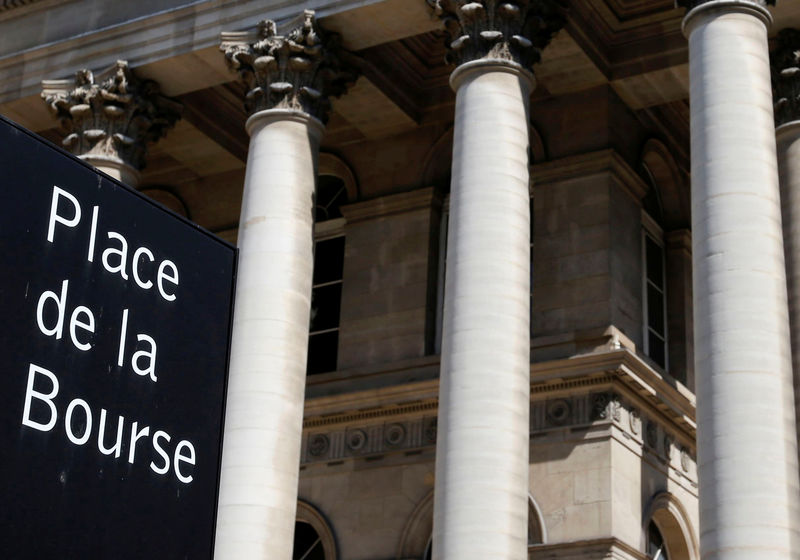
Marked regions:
[531,149,649,201]
[0,0,384,105]
[340,187,437,224]
[299,348,697,481]
[530,537,649,560]
[302,348,695,433]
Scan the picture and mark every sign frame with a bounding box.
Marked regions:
[0,113,237,559]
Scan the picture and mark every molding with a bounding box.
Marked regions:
[304,355,442,411]
[530,349,696,429]
[340,187,436,223]
[531,325,637,356]
[301,415,438,464]
[296,500,338,560]
[0,0,382,103]
[396,489,434,559]
[299,348,697,467]
[303,399,438,429]
[643,491,700,560]
[530,149,648,202]
[529,537,648,560]
[641,137,690,229]
[319,151,359,201]
[665,228,692,257]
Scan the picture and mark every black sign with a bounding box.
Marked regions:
[0,116,236,558]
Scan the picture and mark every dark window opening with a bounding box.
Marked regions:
[293,521,325,560]
[307,174,347,376]
[307,234,345,376]
[315,175,348,222]
[647,521,669,560]
[643,229,667,370]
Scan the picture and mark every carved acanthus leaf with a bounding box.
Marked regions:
[426,0,567,69]
[772,29,800,127]
[41,60,181,171]
[221,10,358,122]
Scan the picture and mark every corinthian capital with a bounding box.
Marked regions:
[427,0,567,69]
[675,0,774,10]
[220,10,358,123]
[772,29,800,127]
[41,60,181,171]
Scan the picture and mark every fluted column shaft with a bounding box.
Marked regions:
[433,60,533,559]
[214,109,322,559]
[683,2,800,557]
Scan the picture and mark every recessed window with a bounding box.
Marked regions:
[529,195,534,329]
[308,235,344,375]
[293,521,326,560]
[434,205,449,354]
[643,212,667,370]
[315,175,348,222]
[647,520,669,560]
[307,175,347,376]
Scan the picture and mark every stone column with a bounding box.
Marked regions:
[41,60,180,187]
[426,1,564,558]
[679,1,800,558]
[215,12,356,560]
[774,28,800,471]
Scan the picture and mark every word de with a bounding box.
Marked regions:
[36,279,158,382]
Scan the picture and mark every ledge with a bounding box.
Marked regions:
[303,347,696,436]
[530,149,648,202]
[340,187,437,224]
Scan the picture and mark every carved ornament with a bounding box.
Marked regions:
[221,10,358,123]
[772,28,800,127]
[426,0,567,69]
[41,61,181,171]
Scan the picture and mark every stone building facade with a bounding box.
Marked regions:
[3,0,800,558]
